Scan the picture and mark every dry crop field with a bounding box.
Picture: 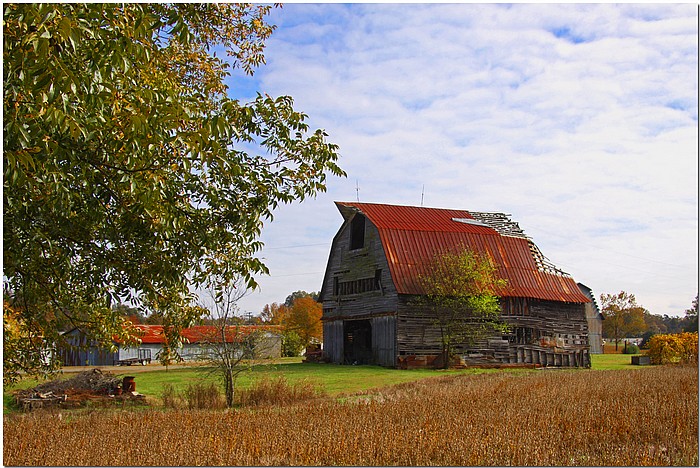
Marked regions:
[4,365,698,466]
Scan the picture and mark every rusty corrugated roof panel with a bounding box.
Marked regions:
[336,202,589,303]
[128,325,282,344]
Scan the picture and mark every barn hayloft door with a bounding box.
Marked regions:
[343,319,372,365]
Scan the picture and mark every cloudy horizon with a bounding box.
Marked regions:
[224,3,697,318]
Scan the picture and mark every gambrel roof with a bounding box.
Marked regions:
[335,202,589,303]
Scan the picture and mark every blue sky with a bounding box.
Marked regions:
[223,3,698,317]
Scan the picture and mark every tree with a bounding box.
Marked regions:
[284,290,319,307]
[284,296,323,349]
[3,4,344,382]
[411,248,508,369]
[600,291,647,351]
[114,303,146,324]
[684,295,698,333]
[623,306,647,338]
[3,300,59,384]
[260,302,289,325]
[196,277,268,408]
[643,310,668,335]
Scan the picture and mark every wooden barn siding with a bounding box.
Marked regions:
[321,216,399,366]
[371,315,397,367]
[60,330,117,366]
[321,216,399,320]
[323,315,396,367]
[397,296,590,367]
[585,302,603,354]
[323,320,344,364]
[61,346,117,367]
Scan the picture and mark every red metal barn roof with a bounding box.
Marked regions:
[336,202,589,303]
[128,325,282,344]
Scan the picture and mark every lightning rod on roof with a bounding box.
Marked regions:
[421,184,425,207]
[355,180,360,202]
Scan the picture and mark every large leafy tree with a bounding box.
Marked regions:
[260,302,289,325]
[3,4,344,384]
[412,247,508,369]
[284,290,319,307]
[285,296,323,349]
[600,291,647,351]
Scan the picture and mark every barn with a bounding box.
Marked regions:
[577,282,604,354]
[319,202,593,368]
[60,324,282,366]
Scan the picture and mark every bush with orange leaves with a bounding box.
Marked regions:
[647,332,698,365]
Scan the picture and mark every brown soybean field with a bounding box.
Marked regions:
[4,365,698,466]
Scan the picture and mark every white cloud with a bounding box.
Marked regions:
[229,3,698,317]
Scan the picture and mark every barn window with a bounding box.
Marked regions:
[349,214,366,250]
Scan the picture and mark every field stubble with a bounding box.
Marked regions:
[4,365,697,466]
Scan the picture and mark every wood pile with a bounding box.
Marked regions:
[14,369,146,411]
[16,391,67,411]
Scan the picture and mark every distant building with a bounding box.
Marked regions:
[60,324,282,366]
[577,283,604,353]
[319,202,593,368]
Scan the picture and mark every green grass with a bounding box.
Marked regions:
[130,361,504,403]
[4,352,649,413]
[3,360,508,412]
[590,352,648,370]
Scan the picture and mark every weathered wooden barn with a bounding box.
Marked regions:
[577,283,604,354]
[60,324,282,366]
[319,202,593,368]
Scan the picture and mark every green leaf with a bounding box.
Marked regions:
[3,2,343,383]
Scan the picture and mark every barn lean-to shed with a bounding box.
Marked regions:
[577,282,604,354]
[319,202,592,368]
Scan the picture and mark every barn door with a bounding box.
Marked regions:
[343,319,372,365]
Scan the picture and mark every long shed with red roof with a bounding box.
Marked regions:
[319,202,593,368]
[60,324,282,366]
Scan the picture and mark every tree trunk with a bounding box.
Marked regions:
[224,369,234,408]
[442,348,450,369]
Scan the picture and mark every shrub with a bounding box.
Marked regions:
[161,383,178,409]
[647,332,698,365]
[623,343,640,354]
[282,331,304,357]
[183,382,225,410]
[237,376,322,407]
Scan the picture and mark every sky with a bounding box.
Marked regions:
[223,3,698,318]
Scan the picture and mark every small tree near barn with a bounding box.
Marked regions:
[197,277,267,408]
[412,247,509,369]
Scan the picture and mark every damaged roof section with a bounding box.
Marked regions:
[460,211,570,277]
[335,202,588,303]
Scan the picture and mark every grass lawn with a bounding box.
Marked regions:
[589,352,647,370]
[126,360,509,404]
[103,353,653,399]
[3,359,509,411]
[4,352,649,412]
